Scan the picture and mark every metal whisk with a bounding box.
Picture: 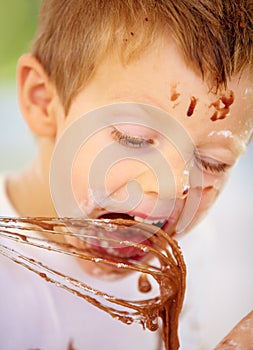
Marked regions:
[0,217,186,350]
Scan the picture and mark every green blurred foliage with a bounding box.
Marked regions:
[0,0,41,81]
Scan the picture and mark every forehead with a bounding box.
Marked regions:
[72,38,253,147]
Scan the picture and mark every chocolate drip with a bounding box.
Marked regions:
[138,273,152,293]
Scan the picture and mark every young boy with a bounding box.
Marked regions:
[0,0,252,349]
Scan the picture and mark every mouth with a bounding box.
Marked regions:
[84,212,168,262]
[100,212,167,228]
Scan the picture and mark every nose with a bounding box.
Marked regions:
[134,144,190,200]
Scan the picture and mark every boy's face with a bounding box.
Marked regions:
[51,37,252,276]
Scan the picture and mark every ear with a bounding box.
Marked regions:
[17,54,59,137]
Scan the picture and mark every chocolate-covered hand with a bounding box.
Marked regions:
[214,311,253,349]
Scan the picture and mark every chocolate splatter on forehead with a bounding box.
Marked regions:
[209,90,235,122]
[170,84,180,102]
[186,96,198,117]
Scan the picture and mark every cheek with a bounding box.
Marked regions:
[71,134,110,214]
[71,159,89,210]
[177,178,227,235]
[71,139,146,214]
[194,185,220,219]
[178,186,219,234]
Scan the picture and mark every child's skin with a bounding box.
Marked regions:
[6,29,253,347]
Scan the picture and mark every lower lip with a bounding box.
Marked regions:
[82,217,177,265]
[85,229,153,262]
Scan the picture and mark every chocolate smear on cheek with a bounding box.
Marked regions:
[186,96,198,117]
[209,90,235,121]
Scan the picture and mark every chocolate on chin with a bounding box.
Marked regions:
[0,217,186,350]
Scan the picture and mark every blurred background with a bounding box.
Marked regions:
[0,1,252,349]
[0,0,41,170]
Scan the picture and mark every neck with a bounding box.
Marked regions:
[6,139,57,217]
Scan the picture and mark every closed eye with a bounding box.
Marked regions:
[194,151,230,174]
[111,128,155,148]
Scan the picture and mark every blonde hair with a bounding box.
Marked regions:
[32,0,253,112]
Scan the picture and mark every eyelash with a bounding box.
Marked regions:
[194,151,229,174]
[111,129,229,174]
[111,128,154,148]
